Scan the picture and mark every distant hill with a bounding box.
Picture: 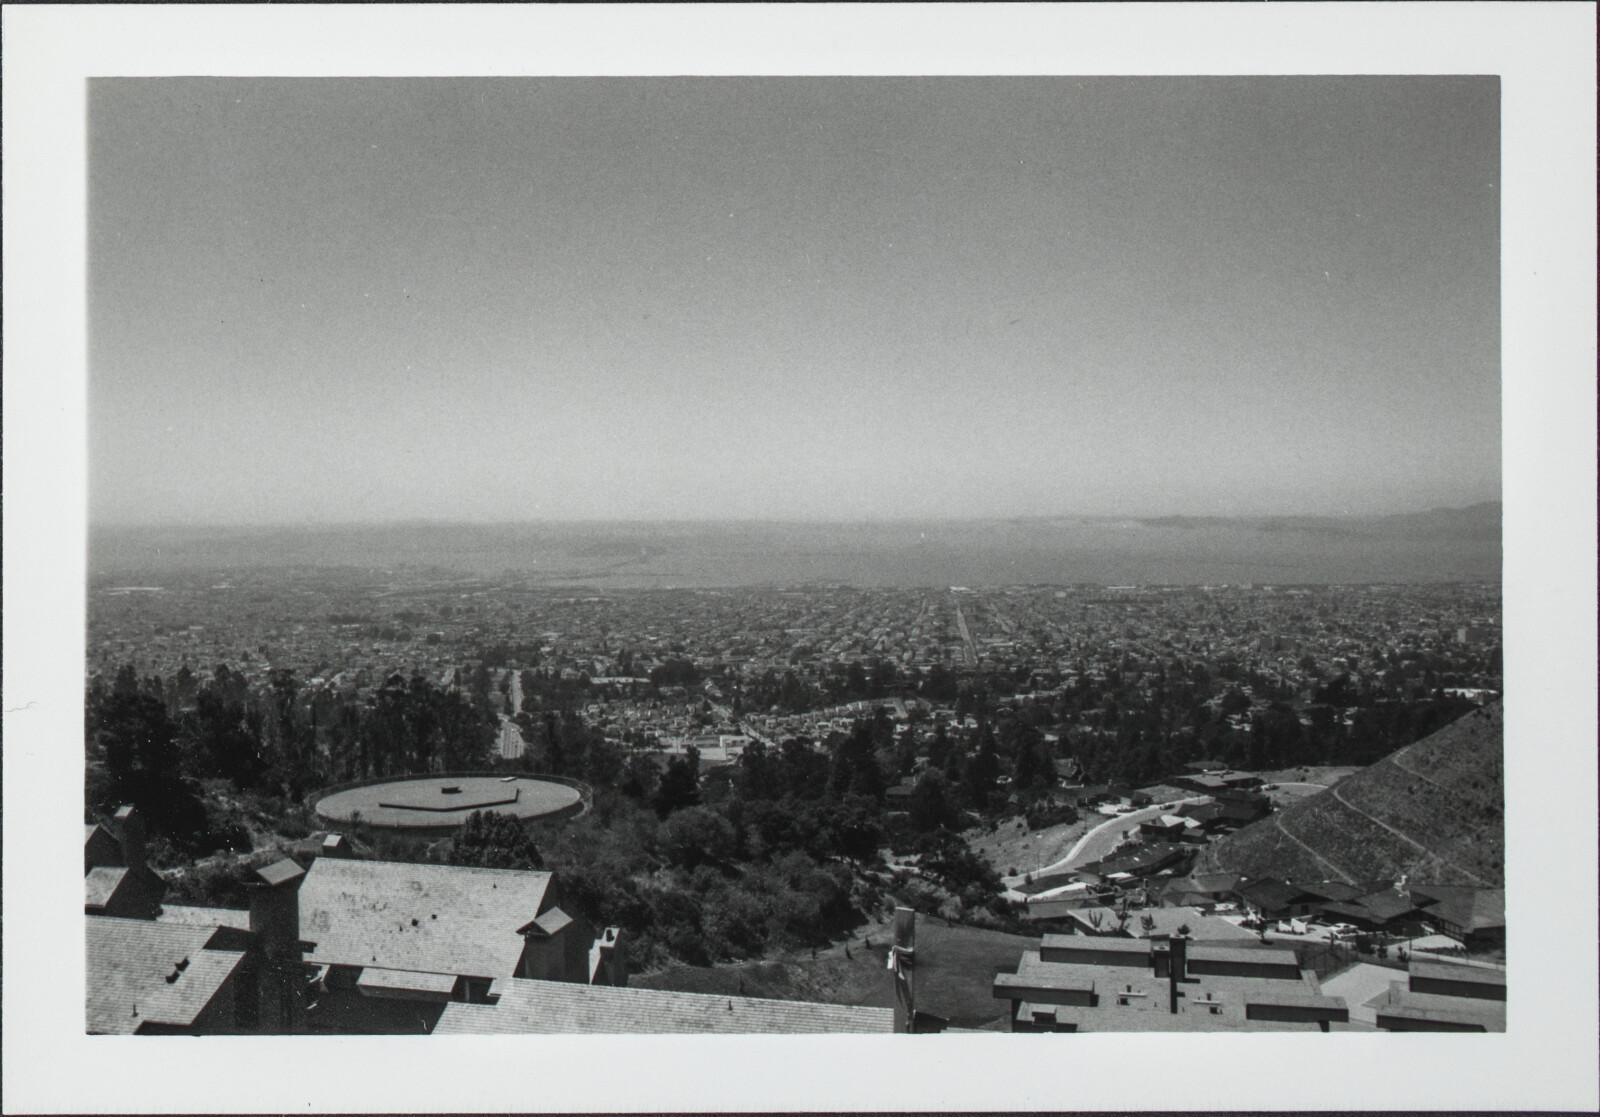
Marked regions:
[1139,501,1501,542]
[1197,704,1504,887]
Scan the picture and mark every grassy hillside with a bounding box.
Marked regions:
[633,915,1036,1029]
[1198,704,1503,886]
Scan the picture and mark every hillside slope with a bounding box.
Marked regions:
[633,918,1036,1030]
[1198,704,1503,886]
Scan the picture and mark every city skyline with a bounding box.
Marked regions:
[90,77,1500,526]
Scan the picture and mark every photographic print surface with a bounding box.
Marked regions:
[85,76,1505,1039]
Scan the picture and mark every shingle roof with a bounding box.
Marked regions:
[87,916,243,1034]
[299,857,554,979]
[521,907,573,938]
[85,866,128,910]
[434,977,895,1034]
[156,904,253,931]
[256,857,306,887]
[356,966,459,999]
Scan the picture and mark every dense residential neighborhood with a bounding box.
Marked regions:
[85,573,1504,1035]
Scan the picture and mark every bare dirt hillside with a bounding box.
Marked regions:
[1198,704,1503,886]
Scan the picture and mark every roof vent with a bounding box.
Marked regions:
[441,786,462,794]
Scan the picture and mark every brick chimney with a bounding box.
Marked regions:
[319,833,352,859]
[112,805,147,871]
[590,926,627,987]
[248,857,307,1033]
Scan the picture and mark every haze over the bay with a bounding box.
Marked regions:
[90,77,1499,526]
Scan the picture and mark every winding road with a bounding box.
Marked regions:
[1002,778,1335,890]
[1009,797,1210,884]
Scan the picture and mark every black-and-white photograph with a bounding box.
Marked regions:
[5,5,1596,1114]
[81,71,1508,1036]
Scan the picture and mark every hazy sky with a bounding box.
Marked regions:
[89,77,1499,524]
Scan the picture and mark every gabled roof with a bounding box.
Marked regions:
[1295,881,1365,903]
[1237,878,1308,909]
[298,857,555,979]
[434,977,895,1034]
[1316,901,1380,924]
[1411,887,1505,932]
[519,907,574,938]
[1095,842,1187,876]
[255,857,306,888]
[356,966,458,1000]
[87,916,244,1034]
[157,904,253,931]
[85,866,129,910]
[1351,889,1428,922]
[85,823,122,864]
[1126,907,1257,942]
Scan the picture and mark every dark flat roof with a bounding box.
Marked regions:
[1409,959,1506,987]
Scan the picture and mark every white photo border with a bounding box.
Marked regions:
[4,4,1595,1113]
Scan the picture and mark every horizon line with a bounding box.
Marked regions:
[88,500,1503,532]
